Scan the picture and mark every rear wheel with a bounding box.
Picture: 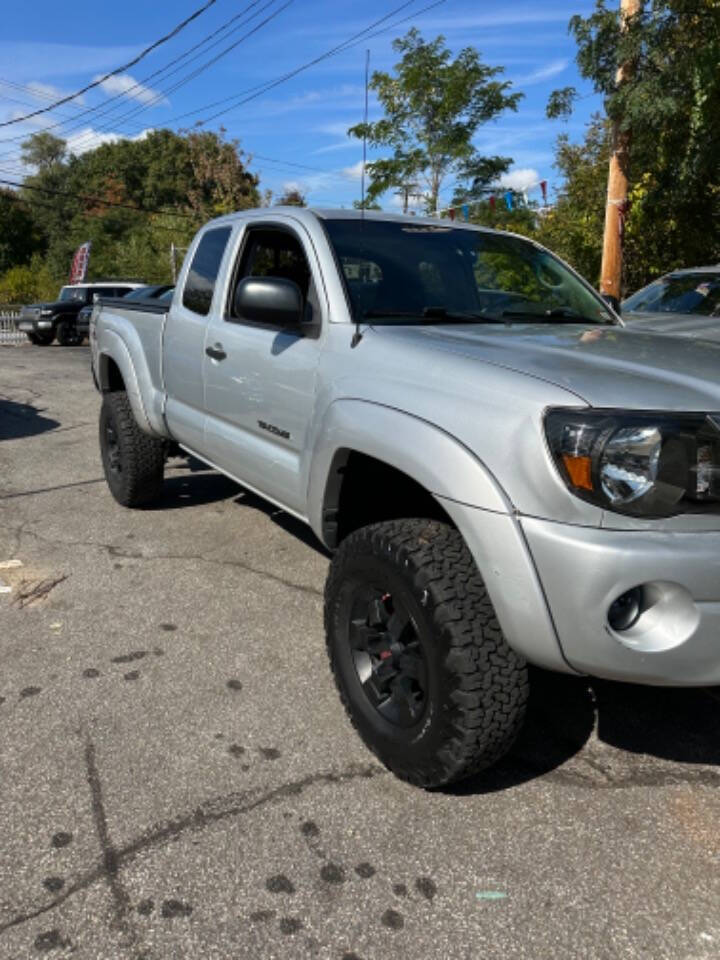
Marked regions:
[99,391,165,507]
[56,319,82,346]
[325,519,528,788]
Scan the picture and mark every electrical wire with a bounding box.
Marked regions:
[0,0,219,128]
[0,177,194,220]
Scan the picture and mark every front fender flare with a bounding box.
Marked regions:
[307,399,512,541]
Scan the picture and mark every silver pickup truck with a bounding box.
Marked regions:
[92,208,720,789]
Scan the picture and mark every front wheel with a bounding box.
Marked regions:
[99,392,165,507]
[56,319,82,346]
[324,519,528,788]
[27,332,53,346]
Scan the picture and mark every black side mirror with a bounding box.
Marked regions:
[234,276,303,327]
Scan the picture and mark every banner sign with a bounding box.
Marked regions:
[69,241,92,284]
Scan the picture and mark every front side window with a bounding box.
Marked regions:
[229,227,312,322]
[183,227,232,316]
[623,274,720,316]
[324,219,614,326]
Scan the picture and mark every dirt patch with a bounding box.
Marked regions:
[1,563,67,608]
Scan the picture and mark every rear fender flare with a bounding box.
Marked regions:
[97,329,168,437]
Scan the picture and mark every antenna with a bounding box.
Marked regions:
[361,48,370,215]
[352,48,370,349]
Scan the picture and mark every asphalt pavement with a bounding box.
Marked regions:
[1,343,719,960]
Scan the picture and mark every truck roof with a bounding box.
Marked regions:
[207,205,509,236]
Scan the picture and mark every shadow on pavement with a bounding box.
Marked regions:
[449,668,720,795]
[0,399,60,441]
[156,461,329,556]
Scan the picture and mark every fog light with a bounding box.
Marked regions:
[608,587,643,631]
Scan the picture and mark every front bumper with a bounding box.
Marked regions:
[522,518,720,686]
[17,318,53,333]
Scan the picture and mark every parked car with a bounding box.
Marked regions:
[76,284,174,339]
[622,266,720,340]
[91,208,720,788]
[18,281,144,346]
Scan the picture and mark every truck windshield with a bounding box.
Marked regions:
[323,219,614,326]
[623,274,720,316]
[58,286,87,302]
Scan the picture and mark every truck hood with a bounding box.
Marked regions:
[622,309,720,343]
[23,300,77,314]
[380,322,720,411]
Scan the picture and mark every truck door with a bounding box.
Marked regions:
[164,226,233,451]
[202,221,324,515]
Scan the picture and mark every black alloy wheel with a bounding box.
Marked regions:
[348,583,428,728]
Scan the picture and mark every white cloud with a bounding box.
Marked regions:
[512,59,568,87]
[498,167,541,192]
[341,161,364,181]
[95,73,168,107]
[66,127,153,156]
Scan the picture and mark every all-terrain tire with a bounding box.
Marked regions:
[27,332,53,346]
[324,519,528,788]
[99,391,165,507]
[56,319,81,346]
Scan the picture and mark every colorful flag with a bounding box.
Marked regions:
[489,195,496,211]
[461,204,469,222]
[540,179,548,204]
[69,241,92,284]
[504,190,513,211]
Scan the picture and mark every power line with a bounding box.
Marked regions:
[0,185,191,234]
[0,0,291,159]
[0,0,277,150]
[1,0,440,160]
[0,177,194,220]
[0,0,218,128]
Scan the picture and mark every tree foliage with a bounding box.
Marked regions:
[275,187,307,206]
[348,29,521,212]
[1,128,260,295]
[547,0,720,291]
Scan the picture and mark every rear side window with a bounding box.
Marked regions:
[183,227,232,316]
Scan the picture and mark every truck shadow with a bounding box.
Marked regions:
[448,669,720,795]
[155,462,330,556]
[0,399,60,441]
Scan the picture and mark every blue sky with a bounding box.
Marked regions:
[0,0,603,210]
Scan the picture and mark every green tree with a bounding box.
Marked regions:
[275,187,307,206]
[0,188,43,274]
[547,0,720,291]
[348,29,521,212]
[17,128,259,285]
[20,131,67,170]
[534,116,610,284]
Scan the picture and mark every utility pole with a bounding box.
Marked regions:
[599,0,642,310]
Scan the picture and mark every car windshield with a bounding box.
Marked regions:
[623,273,720,316]
[58,286,87,302]
[323,219,614,326]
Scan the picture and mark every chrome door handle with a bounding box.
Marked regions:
[205,344,227,361]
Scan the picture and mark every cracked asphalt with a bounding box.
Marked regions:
[1,344,720,960]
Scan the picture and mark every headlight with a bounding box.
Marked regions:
[40,309,53,315]
[545,409,720,517]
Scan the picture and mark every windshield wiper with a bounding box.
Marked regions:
[501,306,613,324]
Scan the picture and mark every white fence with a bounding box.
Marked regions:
[0,311,26,345]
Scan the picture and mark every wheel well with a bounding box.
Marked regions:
[322,450,453,548]
[101,356,125,393]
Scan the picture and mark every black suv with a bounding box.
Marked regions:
[18,282,143,346]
